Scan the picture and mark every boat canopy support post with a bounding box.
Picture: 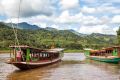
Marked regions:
[118,48,120,58]
[85,50,90,56]
[26,48,30,62]
[112,48,118,56]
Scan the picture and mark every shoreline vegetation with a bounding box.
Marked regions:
[64,49,84,53]
[0,49,84,53]
[0,50,10,53]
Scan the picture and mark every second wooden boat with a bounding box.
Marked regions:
[84,46,120,64]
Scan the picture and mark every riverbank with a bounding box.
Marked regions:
[64,49,84,53]
[0,50,10,53]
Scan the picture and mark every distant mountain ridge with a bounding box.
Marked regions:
[68,29,87,36]
[4,22,116,36]
[45,27,58,31]
[6,22,40,30]
[0,22,117,49]
[90,33,115,37]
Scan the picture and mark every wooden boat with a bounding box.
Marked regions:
[5,1,65,70]
[88,56,120,64]
[7,45,64,70]
[84,46,120,64]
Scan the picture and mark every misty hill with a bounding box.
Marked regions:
[68,29,87,36]
[90,33,115,37]
[45,27,58,31]
[6,22,40,30]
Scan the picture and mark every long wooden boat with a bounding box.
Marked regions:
[7,45,64,70]
[84,46,120,64]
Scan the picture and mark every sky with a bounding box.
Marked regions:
[0,0,120,35]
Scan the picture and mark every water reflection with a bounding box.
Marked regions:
[8,63,61,80]
[86,59,120,74]
[0,53,120,80]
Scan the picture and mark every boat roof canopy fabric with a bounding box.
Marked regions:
[9,45,29,48]
[9,45,64,53]
[105,47,113,50]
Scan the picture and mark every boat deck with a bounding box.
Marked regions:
[89,56,118,59]
[9,58,61,65]
[7,58,61,70]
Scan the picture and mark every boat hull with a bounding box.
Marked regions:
[8,58,61,70]
[87,56,120,64]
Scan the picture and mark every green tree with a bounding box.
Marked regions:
[117,26,120,44]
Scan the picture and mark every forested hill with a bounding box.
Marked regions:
[7,22,40,30]
[0,22,117,50]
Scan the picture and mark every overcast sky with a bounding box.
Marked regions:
[0,0,120,34]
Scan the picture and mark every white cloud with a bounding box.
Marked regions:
[81,5,120,15]
[2,0,119,35]
[0,0,54,18]
[97,6,120,14]
[0,4,4,15]
[55,10,110,26]
[81,0,97,3]
[106,0,120,3]
[4,9,115,34]
[5,15,53,25]
[82,16,99,25]
[55,10,83,24]
[81,6,96,14]
[99,16,110,24]
[55,10,78,23]
[50,24,59,29]
[113,27,119,32]
[111,15,120,23]
[4,12,117,35]
[39,23,47,28]
[79,25,116,34]
[60,0,79,9]
[79,25,104,34]
[5,17,29,23]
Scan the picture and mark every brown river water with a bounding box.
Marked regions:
[0,53,120,80]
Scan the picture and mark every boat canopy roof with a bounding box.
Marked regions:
[90,50,99,53]
[49,48,64,52]
[9,45,44,51]
[42,48,64,53]
[9,45,64,53]
[112,46,120,48]
[9,45,29,48]
[84,48,93,51]
[104,47,113,50]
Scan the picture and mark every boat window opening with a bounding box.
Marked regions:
[45,53,47,58]
[40,53,42,57]
[45,53,47,57]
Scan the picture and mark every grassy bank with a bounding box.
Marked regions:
[0,50,10,53]
[64,49,84,53]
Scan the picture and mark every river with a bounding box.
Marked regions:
[0,53,120,80]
